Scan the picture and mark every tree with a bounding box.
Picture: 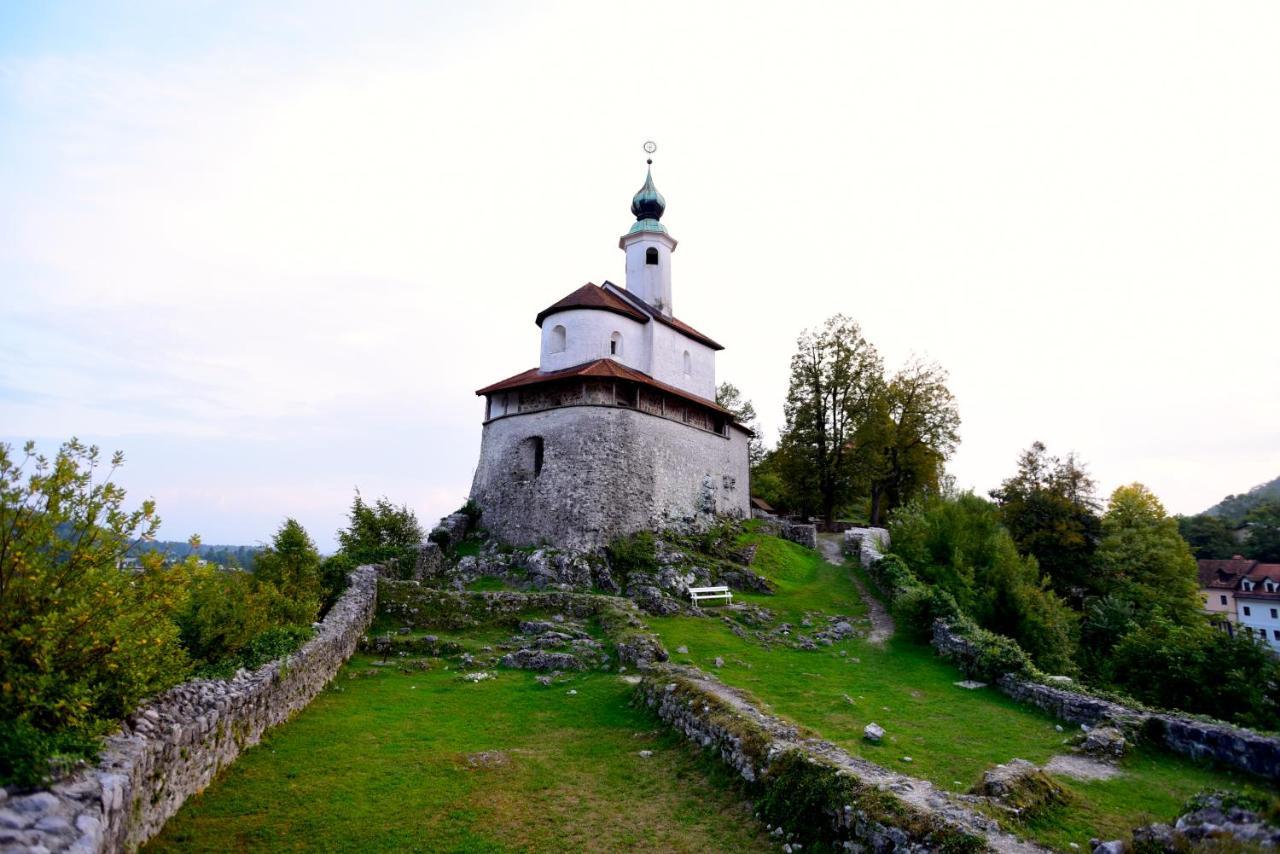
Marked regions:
[1176,513,1239,560]
[1244,501,1280,562]
[865,359,960,525]
[989,442,1102,604]
[716,382,765,468]
[1093,483,1202,627]
[888,493,1077,673]
[0,440,191,786]
[776,315,884,525]
[252,518,323,624]
[336,491,424,576]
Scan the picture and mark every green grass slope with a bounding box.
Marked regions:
[146,650,769,852]
[649,530,1274,851]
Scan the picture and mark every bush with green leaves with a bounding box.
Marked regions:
[604,530,657,588]
[887,494,1077,673]
[177,519,322,676]
[336,492,423,577]
[0,440,194,787]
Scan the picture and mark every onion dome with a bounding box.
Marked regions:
[629,161,667,234]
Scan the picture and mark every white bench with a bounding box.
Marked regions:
[689,585,733,605]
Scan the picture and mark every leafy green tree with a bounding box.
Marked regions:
[888,493,1077,672]
[1176,513,1240,560]
[253,518,322,623]
[865,359,960,525]
[776,315,884,525]
[1094,484,1202,627]
[1105,618,1278,728]
[716,381,765,468]
[0,440,192,786]
[1244,501,1280,562]
[336,492,423,576]
[989,442,1101,604]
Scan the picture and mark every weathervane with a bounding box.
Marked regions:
[644,140,657,164]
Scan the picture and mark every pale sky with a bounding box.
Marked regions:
[2,1,1278,551]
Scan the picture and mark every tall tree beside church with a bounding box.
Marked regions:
[865,359,960,525]
[716,382,764,468]
[776,315,883,525]
[989,442,1102,604]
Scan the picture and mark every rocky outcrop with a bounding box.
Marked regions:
[1130,792,1280,851]
[377,583,668,670]
[971,760,1065,819]
[4,567,378,853]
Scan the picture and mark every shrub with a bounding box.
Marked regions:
[0,440,193,787]
[252,518,323,619]
[886,494,1077,673]
[605,531,658,588]
[459,499,482,527]
[337,492,423,575]
[195,625,314,680]
[0,718,101,791]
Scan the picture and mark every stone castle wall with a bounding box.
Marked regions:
[470,405,750,550]
[4,567,378,853]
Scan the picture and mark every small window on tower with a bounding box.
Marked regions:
[550,324,566,354]
[516,436,544,478]
[683,350,692,376]
[610,331,623,356]
[645,247,659,265]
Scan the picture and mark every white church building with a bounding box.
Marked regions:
[468,158,752,550]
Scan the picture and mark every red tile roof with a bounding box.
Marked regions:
[475,358,737,418]
[1197,557,1257,589]
[604,282,724,350]
[535,283,648,327]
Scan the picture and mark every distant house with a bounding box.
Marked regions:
[1196,557,1280,652]
[1236,564,1280,651]
[1196,556,1255,626]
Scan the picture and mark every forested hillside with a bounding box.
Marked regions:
[1205,475,1280,522]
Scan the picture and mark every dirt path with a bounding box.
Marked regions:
[818,534,895,645]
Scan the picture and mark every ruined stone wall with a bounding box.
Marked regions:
[637,665,1042,852]
[470,405,750,550]
[930,623,1280,782]
[4,567,378,853]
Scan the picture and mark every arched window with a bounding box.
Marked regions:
[682,350,692,375]
[610,331,623,356]
[645,247,659,266]
[549,324,566,354]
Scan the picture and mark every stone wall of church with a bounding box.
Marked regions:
[470,405,750,550]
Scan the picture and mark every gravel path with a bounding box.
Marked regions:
[818,534,895,645]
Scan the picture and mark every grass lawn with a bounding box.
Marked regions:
[648,532,1277,852]
[146,529,1274,853]
[146,655,770,852]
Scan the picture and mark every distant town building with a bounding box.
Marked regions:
[1196,557,1280,652]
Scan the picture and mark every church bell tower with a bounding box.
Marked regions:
[619,158,678,316]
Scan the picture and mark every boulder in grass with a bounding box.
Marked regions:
[1079,725,1127,759]
[972,759,1067,818]
[864,722,885,743]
